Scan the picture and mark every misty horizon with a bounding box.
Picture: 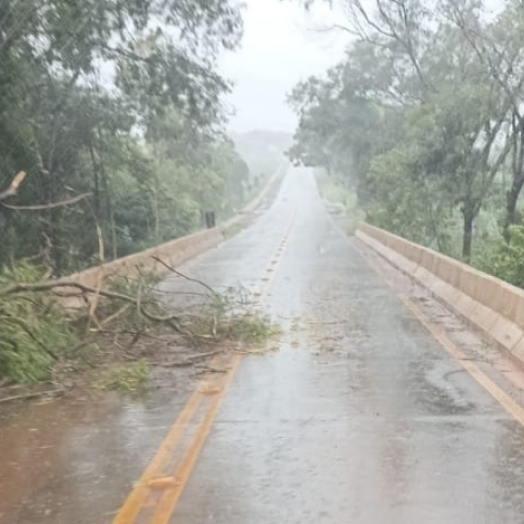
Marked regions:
[221,0,347,134]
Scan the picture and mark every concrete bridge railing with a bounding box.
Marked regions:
[62,169,284,302]
[357,222,524,367]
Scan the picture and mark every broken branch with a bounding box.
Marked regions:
[0,171,27,201]
[1,192,92,210]
[152,256,218,296]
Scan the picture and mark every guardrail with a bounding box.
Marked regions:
[357,222,524,366]
[64,165,286,295]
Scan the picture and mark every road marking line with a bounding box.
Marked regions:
[148,354,242,524]
[355,240,524,428]
[112,214,296,523]
[402,297,524,427]
[112,388,204,524]
[149,218,296,521]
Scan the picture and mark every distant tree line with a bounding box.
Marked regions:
[0,0,255,276]
[291,0,524,285]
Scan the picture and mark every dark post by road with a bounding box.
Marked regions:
[204,211,216,229]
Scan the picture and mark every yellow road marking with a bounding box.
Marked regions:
[112,388,204,524]
[356,242,524,429]
[149,355,242,523]
[112,213,297,523]
[402,297,524,427]
[113,355,238,524]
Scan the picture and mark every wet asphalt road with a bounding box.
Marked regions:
[3,168,524,523]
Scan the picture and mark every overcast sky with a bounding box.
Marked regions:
[220,0,348,134]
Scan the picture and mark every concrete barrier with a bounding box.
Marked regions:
[60,169,285,304]
[67,228,222,289]
[356,222,524,366]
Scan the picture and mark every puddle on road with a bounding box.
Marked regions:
[0,384,194,524]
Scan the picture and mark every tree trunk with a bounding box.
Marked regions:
[100,168,117,261]
[504,116,524,242]
[38,167,66,275]
[0,207,13,269]
[89,140,101,219]
[504,178,524,242]
[462,208,474,262]
[152,141,161,243]
[31,134,63,274]
[97,126,117,260]
[49,208,66,274]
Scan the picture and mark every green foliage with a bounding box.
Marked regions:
[0,263,80,382]
[94,359,149,392]
[474,226,524,289]
[224,313,280,344]
[316,170,365,234]
[365,148,457,253]
[0,0,248,274]
[291,0,524,264]
[0,262,280,386]
[187,287,279,344]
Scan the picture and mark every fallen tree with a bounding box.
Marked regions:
[0,257,276,388]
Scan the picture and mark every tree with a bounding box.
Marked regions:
[291,0,515,261]
[0,0,245,273]
[442,0,524,241]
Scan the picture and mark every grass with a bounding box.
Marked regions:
[315,170,365,234]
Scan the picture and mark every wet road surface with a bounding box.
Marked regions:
[3,168,524,523]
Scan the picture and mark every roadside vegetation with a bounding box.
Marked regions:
[0,1,261,276]
[0,263,279,392]
[315,170,365,234]
[0,0,287,392]
[291,0,524,288]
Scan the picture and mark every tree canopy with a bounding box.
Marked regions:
[290,0,524,265]
[0,0,254,274]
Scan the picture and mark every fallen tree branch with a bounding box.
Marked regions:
[195,366,227,374]
[93,328,174,343]
[160,349,222,367]
[0,278,219,343]
[186,349,222,361]
[99,304,132,327]
[2,279,137,300]
[152,256,218,296]
[160,360,194,368]
[0,387,65,404]
[0,171,27,201]
[1,192,92,210]
[1,279,183,324]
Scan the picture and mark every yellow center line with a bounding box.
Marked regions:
[148,354,242,524]
[112,381,207,524]
[112,213,296,523]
